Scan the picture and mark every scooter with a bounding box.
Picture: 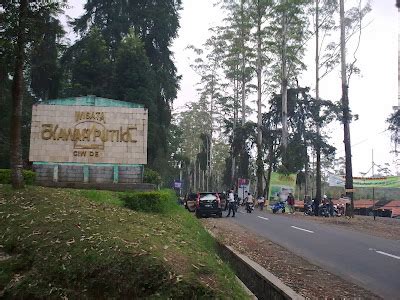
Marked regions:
[319,203,330,217]
[304,202,314,216]
[246,202,254,213]
[270,201,286,214]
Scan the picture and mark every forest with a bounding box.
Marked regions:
[1,0,398,205]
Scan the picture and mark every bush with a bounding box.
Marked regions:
[143,168,161,185]
[121,189,177,213]
[0,169,36,185]
[23,170,36,185]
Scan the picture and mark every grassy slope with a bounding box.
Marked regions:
[0,185,249,299]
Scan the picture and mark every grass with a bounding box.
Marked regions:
[0,185,249,299]
[73,189,125,207]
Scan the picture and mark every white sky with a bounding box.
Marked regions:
[65,0,398,176]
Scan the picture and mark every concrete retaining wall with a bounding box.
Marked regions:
[60,165,84,182]
[213,235,304,300]
[34,164,143,185]
[89,166,113,183]
[118,166,142,183]
[37,181,155,192]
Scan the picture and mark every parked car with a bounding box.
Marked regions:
[195,192,222,218]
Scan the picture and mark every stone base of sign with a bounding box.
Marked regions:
[35,181,155,192]
[33,163,145,187]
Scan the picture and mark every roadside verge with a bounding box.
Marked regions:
[208,230,304,300]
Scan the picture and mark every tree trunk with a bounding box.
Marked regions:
[256,1,263,198]
[304,156,309,197]
[263,141,274,199]
[231,71,239,186]
[241,0,246,126]
[209,71,215,191]
[315,0,322,203]
[198,149,201,191]
[281,0,288,161]
[193,163,196,191]
[202,170,205,191]
[340,0,354,216]
[10,0,28,189]
[188,165,192,193]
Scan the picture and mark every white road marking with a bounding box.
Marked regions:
[257,216,269,221]
[291,226,314,233]
[375,251,400,260]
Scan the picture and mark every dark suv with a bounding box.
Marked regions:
[195,192,222,218]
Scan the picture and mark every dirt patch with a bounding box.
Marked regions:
[202,218,381,299]
[163,249,191,275]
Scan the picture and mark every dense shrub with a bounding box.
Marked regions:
[143,168,161,185]
[121,189,177,213]
[0,169,36,184]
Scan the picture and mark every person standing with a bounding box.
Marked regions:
[226,190,236,217]
[287,192,295,214]
[257,195,265,211]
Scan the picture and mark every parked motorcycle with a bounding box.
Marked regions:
[319,203,330,217]
[270,201,286,214]
[304,201,314,216]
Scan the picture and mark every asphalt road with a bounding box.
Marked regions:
[229,208,400,299]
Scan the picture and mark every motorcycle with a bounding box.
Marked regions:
[319,203,330,217]
[270,201,286,214]
[304,201,314,216]
[246,202,254,213]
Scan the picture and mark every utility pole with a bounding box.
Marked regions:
[372,149,376,220]
[340,0,354,217]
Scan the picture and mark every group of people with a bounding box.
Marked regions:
[225,189,267,217]
[303,194,344,217]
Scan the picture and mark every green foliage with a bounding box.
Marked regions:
[143,168,162,185]
[61,27,112,98]
[0,1,65,171]
[265,0,311,89]
[121,189,177,213]
[387,110,400,153]
[70,0,183,167]
[265,87,338,173]
[0,169,36,184]
[22,170,36,185]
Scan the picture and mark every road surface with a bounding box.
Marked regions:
[229,209,400,299]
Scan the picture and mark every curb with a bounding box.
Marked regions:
[208,230,304,300]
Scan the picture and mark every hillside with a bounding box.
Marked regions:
[0,186,248,299]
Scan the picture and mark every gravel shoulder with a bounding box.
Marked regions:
[201,212,390,299]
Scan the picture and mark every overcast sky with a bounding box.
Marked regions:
[66,0,398,177]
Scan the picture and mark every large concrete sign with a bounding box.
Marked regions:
[29,96,149,188]
[29,102,147,164]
